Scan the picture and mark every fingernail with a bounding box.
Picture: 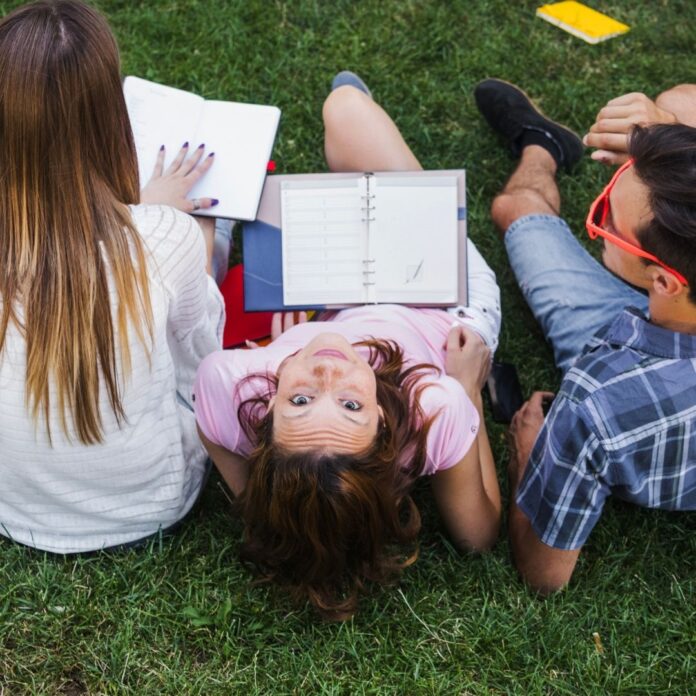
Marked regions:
[159,144,165,151]
[198,143,205,149]
[182,141,189,148]
[211,198,219,206]
[208,152,215,158]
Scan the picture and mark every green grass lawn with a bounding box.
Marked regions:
[2,0,696,693]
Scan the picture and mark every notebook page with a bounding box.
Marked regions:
[281,178,367,306]
[124,77,203,193]
[193,100,281,220]
[370,175,459,304]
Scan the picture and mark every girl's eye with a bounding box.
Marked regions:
[342,400,362,411]
[290,394,313,406]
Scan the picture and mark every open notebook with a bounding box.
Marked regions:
[124,76,280,220]
[243,170,467,311]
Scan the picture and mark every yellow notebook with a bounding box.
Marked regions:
[536,1,630,44]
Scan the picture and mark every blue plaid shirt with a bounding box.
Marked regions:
[517,307,696,550]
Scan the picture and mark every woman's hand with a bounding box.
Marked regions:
[140,142,219,214]
[445,324,491,396]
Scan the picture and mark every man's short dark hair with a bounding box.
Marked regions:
[630,124,696,304]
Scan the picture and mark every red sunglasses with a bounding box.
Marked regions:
[585,159,688,285]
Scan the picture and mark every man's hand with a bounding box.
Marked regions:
[445,325,491,397]
[508,391,554,490]
[583,92,677,165]
[140,143,218,213]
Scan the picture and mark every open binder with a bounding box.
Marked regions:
[243,170,467,311]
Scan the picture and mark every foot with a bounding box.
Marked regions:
[331,71,372,98]
[474,79,584,172]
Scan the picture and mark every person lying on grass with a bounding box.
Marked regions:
[0,0,223,553]
[475,78,696,593]
[194,73,502,620]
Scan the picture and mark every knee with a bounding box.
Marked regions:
[322,86,371,132]
[492,193,527,238]
[655,84,696,126]
[491,191,556,237]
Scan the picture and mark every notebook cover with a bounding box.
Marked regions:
[219,264,274,347]
[536,1,629,44]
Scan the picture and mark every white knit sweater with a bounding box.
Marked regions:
[0,205,224,552]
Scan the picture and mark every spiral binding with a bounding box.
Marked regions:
[362,174,376,290]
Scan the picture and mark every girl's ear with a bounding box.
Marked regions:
[266,396,276,415]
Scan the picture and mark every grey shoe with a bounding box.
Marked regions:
[331,71,372,98]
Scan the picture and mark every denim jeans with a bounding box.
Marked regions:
[504,214,648,373]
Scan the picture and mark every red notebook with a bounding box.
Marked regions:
[220,264,273,348]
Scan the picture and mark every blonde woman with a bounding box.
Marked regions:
[0,0,223,552]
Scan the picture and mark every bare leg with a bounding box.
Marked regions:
[322,86,421,172]
[490,146,560,236]
[655,84,696,127]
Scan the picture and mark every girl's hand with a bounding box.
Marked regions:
[140,142,219,214]
[445,324,491,396]
[244,312,308,349]
[271,311,308,341]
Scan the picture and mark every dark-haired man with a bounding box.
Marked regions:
[475,79,696,592]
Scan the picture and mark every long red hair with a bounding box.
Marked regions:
[236,339,439,620]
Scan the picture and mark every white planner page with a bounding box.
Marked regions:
[193,100,280,220]
[124,76,281,220]
[370,175,459,303]
[124,76,202,192]
[281,179,367,306]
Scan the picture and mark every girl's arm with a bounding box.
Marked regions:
[430,391,501,551]
[430,325,501,551]
[197,426,249,496]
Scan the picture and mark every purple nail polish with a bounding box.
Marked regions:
[208,152,215,158]
[159,144,165,151]
[182,141,189,148]
[198,143,205,149]
[211,198,219,206]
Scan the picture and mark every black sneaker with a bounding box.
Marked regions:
[474,79,584,172]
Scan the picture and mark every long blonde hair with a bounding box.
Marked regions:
[0,0,153,444]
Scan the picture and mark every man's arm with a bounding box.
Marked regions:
[507,392,581,592]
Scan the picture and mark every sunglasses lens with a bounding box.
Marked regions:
[592,196,607,227]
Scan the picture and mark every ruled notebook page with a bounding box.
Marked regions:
[281,178,368,305]
[370,175,459,303]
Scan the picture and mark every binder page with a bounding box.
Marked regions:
[371,175,459,304]
[124,77,203,195]
[193,100,281,220]
[281,178,367,306]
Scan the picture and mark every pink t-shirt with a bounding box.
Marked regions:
[194,305,479,476]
